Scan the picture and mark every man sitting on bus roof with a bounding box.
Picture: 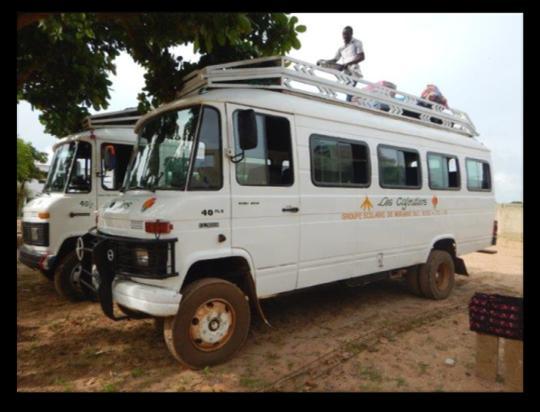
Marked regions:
[317,26,365,102]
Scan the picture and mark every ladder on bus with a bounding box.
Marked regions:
[178,56,478,137]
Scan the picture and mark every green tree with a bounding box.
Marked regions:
[17,13,306,137]
[17,137,48,216]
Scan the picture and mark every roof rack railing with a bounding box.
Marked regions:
[82,107,141,130]
[178,56,478,137]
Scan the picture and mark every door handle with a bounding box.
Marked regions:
[282,206,299,213]
[69,212,91,218]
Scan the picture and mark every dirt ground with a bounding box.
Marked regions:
[17,237,523,392]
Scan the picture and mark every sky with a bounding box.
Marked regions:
[16,13,523,203]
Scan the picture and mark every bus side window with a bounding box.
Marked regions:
[378,145,421,189]
[466,158,491,191]
[233,111,293,187]
[101,143,133,191]
[427,152,460,190]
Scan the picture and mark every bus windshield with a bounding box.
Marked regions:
[43,141,93,193]
[126,106,201,191]
[43,142,77,193]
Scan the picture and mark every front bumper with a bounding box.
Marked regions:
[18,245,56,271]
[113,279,182,317]
[80,229,180,320]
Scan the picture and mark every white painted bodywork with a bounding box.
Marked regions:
[98,88,495,316]
[21,128,137,263]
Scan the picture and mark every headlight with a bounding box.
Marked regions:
[134,248,149,266]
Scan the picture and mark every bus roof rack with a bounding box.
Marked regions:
[178,56,478,137]
[82,107,141,130]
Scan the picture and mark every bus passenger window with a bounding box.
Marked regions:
[310,135,370,187]
[466,158,491,191]
[378,146,421,188]
[428,153,460,190]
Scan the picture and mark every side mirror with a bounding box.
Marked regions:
[237,110,258,151]
[103,145,116,171]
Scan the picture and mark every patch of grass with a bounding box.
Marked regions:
[70,358,92,368]
[265,351,280,362]
[102,383,118,392]
[345,341,369,355]
[395,377,408,388]
[48,321,64,332]
[53,377,74,392]
[358,365,383,383]
[418,362,429,375]
[239,376,266,390]
[202,366,212,377]
[358,382,380,392]
[496,375,505,384]
[287,361,295,370]
[131,368,144,378]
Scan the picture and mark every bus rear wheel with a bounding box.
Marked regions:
[163,277,251,369]
[404,265,423,296]
[418,250,455,300]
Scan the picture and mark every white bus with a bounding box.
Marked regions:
[19,109,139,301]
[78,57,496,368]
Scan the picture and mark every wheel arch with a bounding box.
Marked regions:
[427,235,468,276]
[180,250,270,327]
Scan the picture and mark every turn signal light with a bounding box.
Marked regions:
[38,212,50,219]
[145,220,173,234]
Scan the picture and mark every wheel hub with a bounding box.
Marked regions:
[190,300,235,351]
[70,264,83,288]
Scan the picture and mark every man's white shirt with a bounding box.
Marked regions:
[334,37,364,78]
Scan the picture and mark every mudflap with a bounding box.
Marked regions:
[93,239,127,321]
[454,256,469,276]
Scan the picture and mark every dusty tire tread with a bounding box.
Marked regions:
[54,252,87,302]
[405,265,423,296]
[418,250,455,300]
[164,277,251,369]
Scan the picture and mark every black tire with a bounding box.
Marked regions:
[404,265,422,296]
[163,278,251,369]
[39,268,55,281]
[54,251,93,302]
[418,250,455,300]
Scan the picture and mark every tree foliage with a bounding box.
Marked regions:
[17,137,48,215]
[17,137,48,183]
[17,13,307,137]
